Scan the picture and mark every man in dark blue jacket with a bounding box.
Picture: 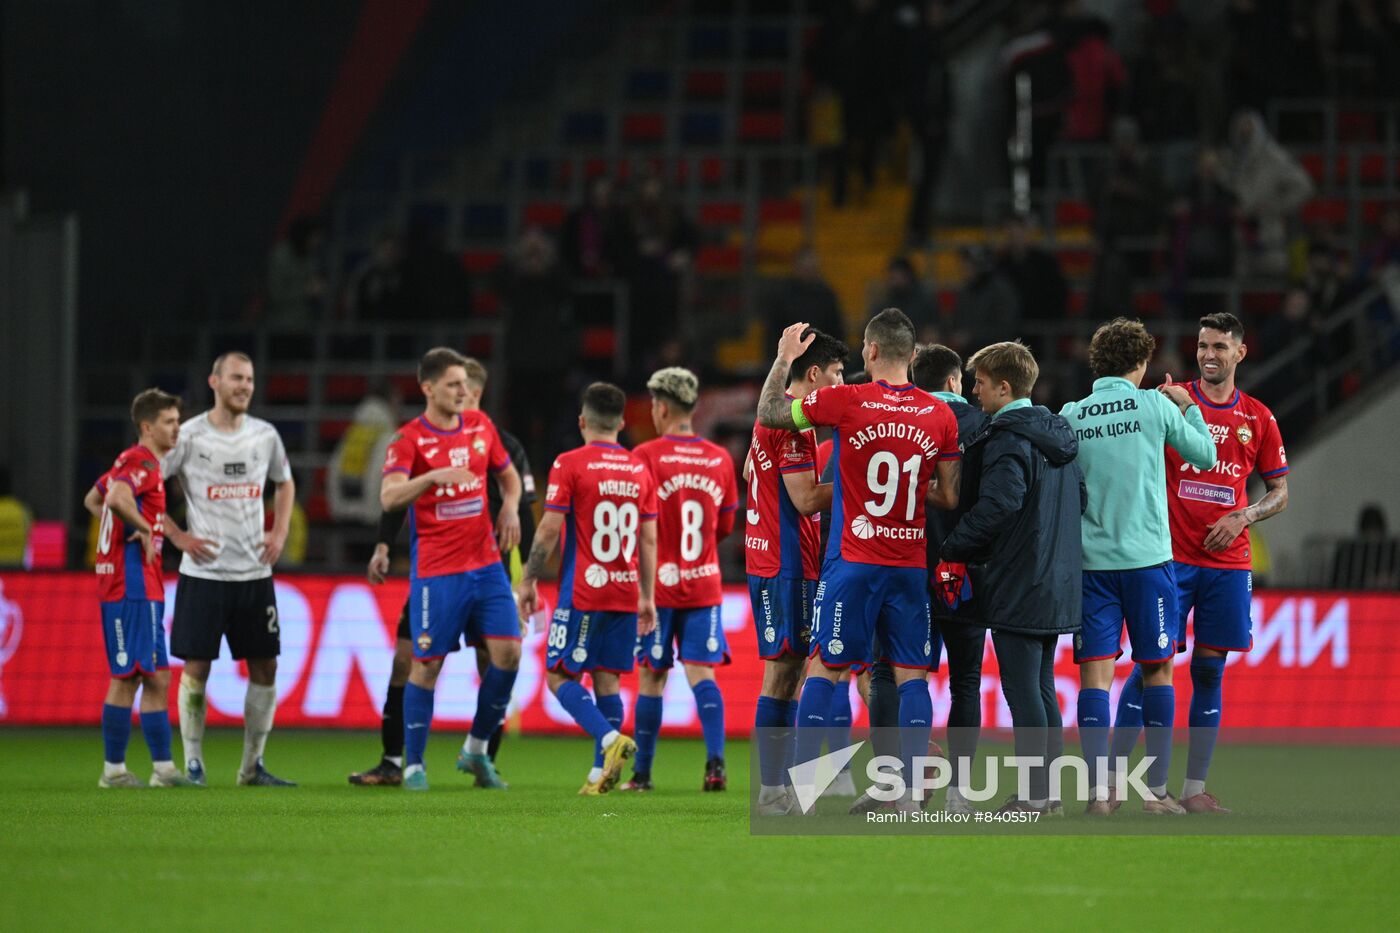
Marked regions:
[910,344,989,814]
[941,341,1084,814]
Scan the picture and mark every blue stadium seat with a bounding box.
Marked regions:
[626,69,670,101]
[681,111,725,146]
[561,111,608,146]
[462,202,508,239]
[688,25,731,59]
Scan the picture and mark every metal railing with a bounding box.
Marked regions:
[1301,534,1400,590]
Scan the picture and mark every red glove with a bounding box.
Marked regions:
[934,561,970,610]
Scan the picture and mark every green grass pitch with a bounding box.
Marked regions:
[2,728,1396,931]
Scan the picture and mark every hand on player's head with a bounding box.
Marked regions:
[777,322,815,364]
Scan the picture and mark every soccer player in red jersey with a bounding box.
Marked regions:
[759,310,961,812]
[379,348,524,791]
[81,389,201,788]
[517,383,657,795]
[621,367,738,792]
[1112,312,1289,813]
[744,329,847,814]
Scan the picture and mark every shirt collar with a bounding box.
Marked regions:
[933,391,964,404]
[992,397,1033,421]
[1092,376,1136,393]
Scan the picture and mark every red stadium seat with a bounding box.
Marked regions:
[1132,291,1164,316]
[319,420,350,443]
[461,249,503,275]
[622,113,666,144]
[265,373,309,404]
[1300,153,1326,184]
[1301,199,1348,225]
[758,198,803,223]
[581,326,616,359]
[389,374,420,398]
[742,69,784,104]
[1241,291,1284,315]
[684,70,727,101]
[698,201,744,227]
[936,290,957,314]
[739,111,785,142]
[700,157,727,185]
[324,374,368,404]
[523,202,567,228]
[695,244,743,273]
[1068,290,1086,315]
[472,289,501,315]
[1055,200,1094,227]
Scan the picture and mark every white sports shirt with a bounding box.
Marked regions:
[162,412,292,581]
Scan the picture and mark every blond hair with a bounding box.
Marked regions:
[967,341,1038,398]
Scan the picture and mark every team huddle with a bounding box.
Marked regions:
[86,306,1287,814]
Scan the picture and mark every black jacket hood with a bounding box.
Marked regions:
[987,405,1079,465]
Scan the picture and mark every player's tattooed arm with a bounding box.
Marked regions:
[517,509,563,618]
[757,323,816,431]
[927,458,962,511]
[1205,475,1288,552]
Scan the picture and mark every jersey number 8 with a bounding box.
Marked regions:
[680,499,705,562]
[592,501,639,562]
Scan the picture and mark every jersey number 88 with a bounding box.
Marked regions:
[592,501,639,562]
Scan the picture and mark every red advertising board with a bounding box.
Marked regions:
[0,572,1396,732]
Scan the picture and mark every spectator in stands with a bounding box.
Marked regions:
[1331,505,1400,590]
[761,246,847,350]
[1089,117,1165,319]
[495,227,574,462]
[400,217,472,320]
[326,382,398,525]
[1170,147,1238,305]
[1258,287,1323,412]
[868,257,938,341]
[0,467,30,567]
[999,3,1074,188]
[629,170,698,362]
[1303,243,1364,317]
[266,214,327,325]
[561,174,635,280]
[997,215,1068,326]
[809,0,895,207]
[1222,110,1314,279]
[1361,205,1400,282]
[347,230,405,321]
[1061,10,1126,143]
[894,0,954,244]
[951,245,1021,354]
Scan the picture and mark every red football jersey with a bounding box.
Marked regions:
[746,413,822,580]
[635,434,737,609]
[382,412,511,578]
[796,380,960,568]
[95,444,166,602]
[545,441,659,612]
[1167,381,1289,569]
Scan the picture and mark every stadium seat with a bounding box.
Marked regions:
[318,420,351,445]
[622,112,666,145]
[389,374,421,398]
[1301,199,1348,225]
[758,198,803,224]
[1055,200,1094,227]
[581,325,616,359]
[700,156,727,185]
[324,374,368,404]
[625,68,669,101]
[1363,200,1390,225]
[461,249,503,275]
[742,69,785,105]
[561,111,607,146]
[681,111,725,145]
[266,373,309,404]
[695,244,743,273]
[408,201,448,230]
[465,333,494,358]
[472,289,502,315]
[1132,291,1164,316]
[462,201,508,239]
[1241,291,1284,315]
[1300,153,1327,184]
[687,25,732,59]
[744,25,789,59]
[523,201,567,228]
[684,70,728,101]
[698,201,745,227]
[739,111,785,142]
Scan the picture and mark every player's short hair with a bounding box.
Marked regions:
[967,341,1038,398]
[864,308,916,363]
[581,381,626,431]
[646,366,699,411]
[1088,317,1156,378]
[461,356,488,390]
[911,344,962,391]
[418,347,468,384]
[131,387,180,429]
[211,351,252,376]
[1199,311,1245,341]
[788,328,849,386]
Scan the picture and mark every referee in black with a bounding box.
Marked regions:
[350,359,537,786]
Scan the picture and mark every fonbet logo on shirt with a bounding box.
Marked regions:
[850,514,876,540]
[658,562,681,586]
[584,563,610,588]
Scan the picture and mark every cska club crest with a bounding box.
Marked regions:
[1236,424,1253,445]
